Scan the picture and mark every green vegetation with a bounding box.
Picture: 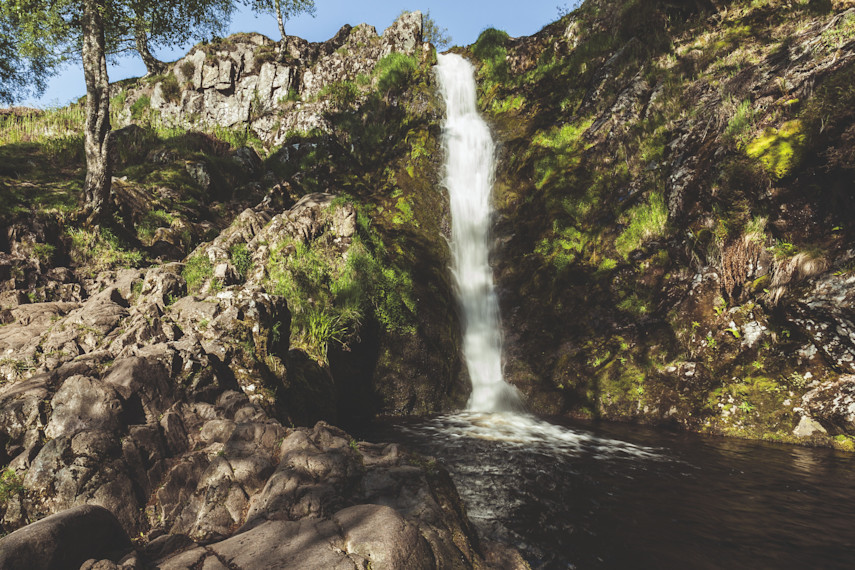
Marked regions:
[266,204,416,363]
[67,227,144,274]
[229,242,252,280]
[472,28,510,88]
[745,120,805,179]
[131,95,152,121]
[317,80,360,108]
[182,254,214,293]
[0,468,23,504]
[615,192,669,259]
[374,53,419,93]
[160,74,182,104]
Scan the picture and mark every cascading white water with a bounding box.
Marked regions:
[436,53,522,413]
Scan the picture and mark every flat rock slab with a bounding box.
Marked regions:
[0,504,131,570]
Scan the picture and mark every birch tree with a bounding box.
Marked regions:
[0,0,237,222]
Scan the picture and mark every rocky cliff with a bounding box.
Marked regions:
[471,0,855,448]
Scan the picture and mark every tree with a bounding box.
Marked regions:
[422,11,451,50]
[0,15,57,105]
[245,0,315,48]
[124,0,236,76]
[0,0,237,222]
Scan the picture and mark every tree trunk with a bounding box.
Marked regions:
[81,0,113,223]
[135,24,166,76]
[275,0,287,50]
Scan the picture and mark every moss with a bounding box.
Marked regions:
[745,120,805,180]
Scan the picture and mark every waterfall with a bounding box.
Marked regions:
[436,53,522,413]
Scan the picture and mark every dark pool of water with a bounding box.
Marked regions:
[358,412,855,569]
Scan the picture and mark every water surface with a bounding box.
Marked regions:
[361,412,855,569]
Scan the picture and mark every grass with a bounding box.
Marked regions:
[374,53,419,94]
[229,242,252,280]
[67,227,145,273]
[266,203,417,363]
[182,254,214,293]
[615,192,669,259]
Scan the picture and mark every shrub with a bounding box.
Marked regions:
[317,80,359,108]
[0,468,23,504]
[266,202,416,362]
[374,53,419,93]
[472,28,510,61]
[179,60,196,79]
[160,75,181,104]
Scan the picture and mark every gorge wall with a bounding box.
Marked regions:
[469,0,855,449]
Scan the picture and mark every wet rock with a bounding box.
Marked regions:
[0,504,132,570]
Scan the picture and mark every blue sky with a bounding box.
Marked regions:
[22,0,580,107]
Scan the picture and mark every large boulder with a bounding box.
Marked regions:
[0,504,132,570]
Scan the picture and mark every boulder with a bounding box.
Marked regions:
[0,504,132,570]
[801,375,855,434]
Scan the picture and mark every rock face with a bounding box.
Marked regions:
[117,12,426,145]
[474,0,855,447]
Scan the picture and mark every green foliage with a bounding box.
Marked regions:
[160,74,181,104]
[245,0,315,41]
[43,135,85,165]
[229,242,252,279]
[317,80,359,108]
[745,120,805,180]
[472,28,510,61]
[421,10,452,49]
[67,227,144,273]
[266,203,416,362]
[475,30,510,87]
[136,209,175,241]
[374,53,419,93]
[180,60,197,78]
[131,95,152,121]
[32,243,56,264]
[0,468,23,504]
[724,99,757,146]
[615,192,669,259]
[182,254,214,292]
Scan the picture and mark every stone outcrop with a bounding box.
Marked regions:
[117,12,426,145]
[0,179,506,567]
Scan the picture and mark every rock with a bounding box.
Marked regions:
[0,504,132,570]
[793,415,828,438]
[44,375,123,439]
[333,504,433,570]
[206,518,354,570]
[801,375,855,434]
